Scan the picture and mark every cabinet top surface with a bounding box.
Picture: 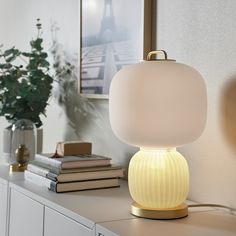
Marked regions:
[0,165,24,183]
[98,210,236,236]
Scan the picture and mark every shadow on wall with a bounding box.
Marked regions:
[54,82,136,178]
[51,30,137,178]
[220,76,236,152]
[62,98,136,178]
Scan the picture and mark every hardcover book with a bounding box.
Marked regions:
[34,153,111,169]
[24,170,120,193]
[27,163,124,182]
[47,168,124,182]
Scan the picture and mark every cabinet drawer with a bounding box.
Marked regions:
[44,207,93,236]
[8,189,44,236]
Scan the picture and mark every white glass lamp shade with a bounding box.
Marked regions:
[109,60,207,148]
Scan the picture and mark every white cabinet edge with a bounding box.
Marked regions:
[9,182,95,230]
[0,182,9,236]
[0,176,8,185]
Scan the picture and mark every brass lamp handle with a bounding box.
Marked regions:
[147,50,168,61]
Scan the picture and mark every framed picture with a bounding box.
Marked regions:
[79,0,153,98]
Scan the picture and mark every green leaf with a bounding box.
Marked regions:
[22,52,32,57]
[3,47,15,57]
[30,38,43,51]
[40,52,48,58]
[40,59,50,68]
[0,63,12,69]
[5,56,15,63]
[4,48,21,62]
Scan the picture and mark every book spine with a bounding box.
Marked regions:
[35,154,61,169]
[49,168,60,175]
[24,170,53,189]
[27,163,49,178]
[29,161,61,175]
[62,159,111,169]
[48,181,57,193]
[46,172,58,182]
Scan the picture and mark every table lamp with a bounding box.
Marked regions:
[109,50,207,219]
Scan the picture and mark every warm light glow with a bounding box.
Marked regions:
[128,148,189,209]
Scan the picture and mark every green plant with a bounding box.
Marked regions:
[0,19,53,128]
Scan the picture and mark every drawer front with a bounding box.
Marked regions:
[44,207,93,236]
[8,189,44,236]
[0,183,8,236]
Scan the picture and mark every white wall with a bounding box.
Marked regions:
[0,0,236,208]
[0,0,77,158]
[0,0,136,175]
[157,0,236,207]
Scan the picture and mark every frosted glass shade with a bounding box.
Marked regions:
[109,60,207,148]
[128,148,189,208]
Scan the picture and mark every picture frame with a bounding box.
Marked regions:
[79,0,153,99]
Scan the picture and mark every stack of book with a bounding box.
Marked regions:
[25,153,124,193]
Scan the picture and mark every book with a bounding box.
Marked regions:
[56,141,92,156]
[24,170,120,193]
[47,168,124,182]
[28,161,115,175]
[27,162,124,182]
[34,153,111,169]
[27,162,50,177]
[25,170,52,188]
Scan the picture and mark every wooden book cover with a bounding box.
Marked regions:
[56,141,92,156]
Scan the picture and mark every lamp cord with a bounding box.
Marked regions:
[188,203,236,215]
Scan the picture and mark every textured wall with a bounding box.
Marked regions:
[157,0,236,207]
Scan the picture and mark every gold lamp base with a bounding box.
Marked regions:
[131,202,188,220]
[10,163,27,172]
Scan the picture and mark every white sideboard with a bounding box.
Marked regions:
[0,165,236,236]
[0,177,8,236]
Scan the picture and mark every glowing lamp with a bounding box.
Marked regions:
[109,50,207,219]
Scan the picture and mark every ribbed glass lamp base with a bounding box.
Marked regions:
[128,148,189,209]
[131,202,188,220]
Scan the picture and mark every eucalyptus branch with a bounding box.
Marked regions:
[0,19,53,128]
[36,18,42,38]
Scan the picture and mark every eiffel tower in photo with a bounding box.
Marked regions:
[99,0,116,43]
